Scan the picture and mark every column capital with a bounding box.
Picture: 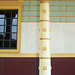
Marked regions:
[40,0,49,3]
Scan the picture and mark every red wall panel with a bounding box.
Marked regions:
[7,58,37,75]
[0,58,39,75]
[51,58,75,75]
[0,58,7,75]
[0,57,75,75]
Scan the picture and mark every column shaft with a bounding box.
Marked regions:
[39,0,51,75]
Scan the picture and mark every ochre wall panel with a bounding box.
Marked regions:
[0,0,18,1]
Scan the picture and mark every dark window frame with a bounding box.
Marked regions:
[0,10,18,49]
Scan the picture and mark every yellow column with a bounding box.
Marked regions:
[39,0,51,75]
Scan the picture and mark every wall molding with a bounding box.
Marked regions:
[0,53,38,57]
[0,53,75,57]
[51,53,75,57]
[0,1,24,6]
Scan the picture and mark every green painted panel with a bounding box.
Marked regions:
[30,1,40,5]
[50,12,67,16]
[22,11,30,16]
[66,12,75,16]
[50,17,60,22]
[30,6,40,10]
[50,6,59,11]
[22,6,29,10]
[51,12,75,16]
[30,17,40,21]
[22,17,28,21]
[24,1,30,5]
[21,1,75,22]
[67,7,75,11]
[30,12,40,16]
[50,1,75,5]
[67,17,75,22]
[61,7,65,11]
[61,17,66,22]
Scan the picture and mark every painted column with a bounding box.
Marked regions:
[39,0,51,75]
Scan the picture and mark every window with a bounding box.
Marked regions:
[0,0,24,53]
[0,10,18,49]
[0,7,21,53]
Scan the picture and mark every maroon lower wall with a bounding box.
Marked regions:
[0,58,39,75]
[51,58,75,75]
[0,57,75,75]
